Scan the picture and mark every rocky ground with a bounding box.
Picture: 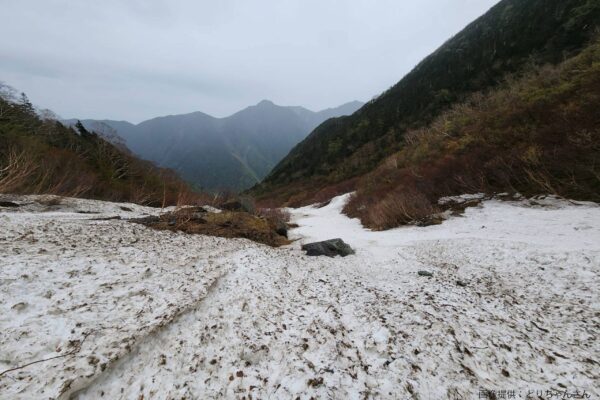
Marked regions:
[0,194,598,399]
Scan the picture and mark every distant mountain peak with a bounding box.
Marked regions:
[256,99,276,107]
[68,99,363,191]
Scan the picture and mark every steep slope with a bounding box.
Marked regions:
[254,0,600,204]
[0,93,197,206]
[74,100,363,191]
[346,39,600,229]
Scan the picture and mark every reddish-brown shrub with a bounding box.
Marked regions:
[344,39,600,229]
[258,207,291,223]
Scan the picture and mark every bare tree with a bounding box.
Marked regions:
[0,149,38,193]
[38,108,59,121]
[0,81,18,103]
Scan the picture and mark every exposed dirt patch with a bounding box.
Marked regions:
[131,207,290,247]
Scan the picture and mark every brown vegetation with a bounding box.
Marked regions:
[344,39,600,229]
[254,177,358,208]
[0,149,37,194]
[0,92,209,207]
[132,207,290,247]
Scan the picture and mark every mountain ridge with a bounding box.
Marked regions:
[65,100,363,191]
[254,0,600,205]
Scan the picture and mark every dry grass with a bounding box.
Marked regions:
[363,187,440,230]
[132,207,290,247]
[0,144,209,208]
[257,207,290,223]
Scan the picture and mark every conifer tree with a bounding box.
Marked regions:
[19,92,34,115]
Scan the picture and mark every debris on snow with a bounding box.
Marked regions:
[438,193,486,205]
[0,193,599,399]
[131,206,290,247]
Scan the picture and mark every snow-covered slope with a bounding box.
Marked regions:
[1,194,598,399]
[290,193,600,258]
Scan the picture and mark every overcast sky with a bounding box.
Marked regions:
[1,0,498,123]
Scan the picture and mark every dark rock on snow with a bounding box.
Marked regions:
[273,220,288,238]
[418,270,433,277]
[91,216,122,221]
[301,238,355,257]
[132,215,160,224]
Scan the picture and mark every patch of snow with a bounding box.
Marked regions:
[289,193,600,261]
[1,193,598,399]
[202,205,222,214]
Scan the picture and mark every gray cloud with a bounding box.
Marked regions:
[0,0,499,122]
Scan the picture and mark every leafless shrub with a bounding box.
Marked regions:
[363,188,438,230]
[0,149,38,193]
[258,207,291,223]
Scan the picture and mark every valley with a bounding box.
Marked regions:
[1,0,599,398]
[67,100,363,191]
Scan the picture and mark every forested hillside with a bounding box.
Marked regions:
[346,39,600,228]
[254,0,600,207]
[0,90,198,206]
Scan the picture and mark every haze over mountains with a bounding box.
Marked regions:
[68,100,363,191]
